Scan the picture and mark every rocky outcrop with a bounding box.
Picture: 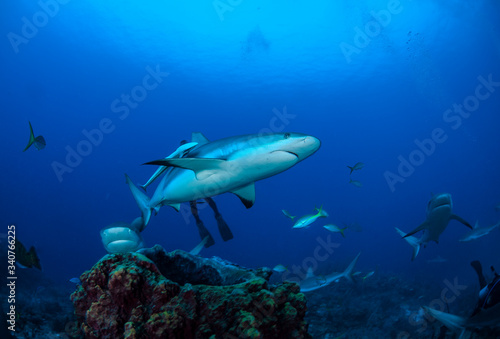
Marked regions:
[71,245,310,338]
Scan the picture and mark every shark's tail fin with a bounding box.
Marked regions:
[423,306,466,333]
[342,252,361,283]
[23,121,36,152]
[395,227,420,261]
[125,174,152,228]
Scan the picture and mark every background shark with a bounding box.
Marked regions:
[126,132,320,229]
[299,253,361,292]
[459,220,500,242]
[397,193,472,260]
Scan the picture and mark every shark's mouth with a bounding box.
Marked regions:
[434,201,451,208]
[283,151,299,158]
[271,150,299,159]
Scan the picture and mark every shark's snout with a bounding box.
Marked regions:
[297,136,321,159]
[428,193,452,211]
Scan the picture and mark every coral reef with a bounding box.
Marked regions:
[71,245,310,338]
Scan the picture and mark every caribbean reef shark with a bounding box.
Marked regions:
[459,220,500,242]
[396,193,472,260]
[299,253,361,292]
[126,132,320,229]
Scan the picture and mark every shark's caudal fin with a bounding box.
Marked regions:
[450,214,473,229]
[342,252,361,283]
[395,227,420,261]
[23,121,36,152]
[423,306,466,333]
[125,174,152,228]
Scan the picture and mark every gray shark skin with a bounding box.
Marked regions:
[299,253,361,292]
[459,220,500,242]
[126,132,321,229]
[397,193,472,260]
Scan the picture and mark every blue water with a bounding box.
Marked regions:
[1,0,500,295]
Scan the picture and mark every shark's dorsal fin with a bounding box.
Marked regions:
[450,214,473,229]
[230,183,255,209]
[144,158,225,180]
[305,267,314,279]
[191,132,210,145]
[403,221,429,238]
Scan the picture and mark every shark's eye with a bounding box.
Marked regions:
[284,133,290,139]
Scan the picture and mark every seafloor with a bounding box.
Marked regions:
[1,258,498,338]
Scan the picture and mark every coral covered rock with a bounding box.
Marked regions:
[71,245,310,338]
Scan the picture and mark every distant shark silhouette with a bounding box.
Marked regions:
[396,193,472,260]
[459,220,500,242]
[299,253,361,292]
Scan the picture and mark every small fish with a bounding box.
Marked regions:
[323,224,347,237]
[347,162,364,174]
[282,210,296,220]
[23,121,46,151]
[69,277,81,285]
[362,271,374,281]
[15,239,42,270]
[292,205,329,229]
[349,179,362,187]
[273,264,288,273]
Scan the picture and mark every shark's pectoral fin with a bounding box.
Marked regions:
[169,203,181,212]
[403,221,429,238]
[144,158,226,180]
[230,183,255,208]
[450,214,473,229]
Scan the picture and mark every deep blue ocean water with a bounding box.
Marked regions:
[1,0,500,310]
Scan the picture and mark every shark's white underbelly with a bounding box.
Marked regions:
[151,168,253,206]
